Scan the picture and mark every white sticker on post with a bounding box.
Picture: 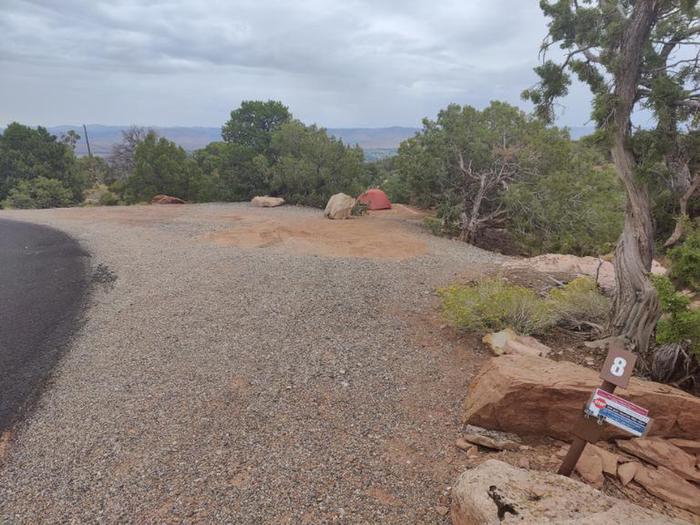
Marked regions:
[585,388,651,437]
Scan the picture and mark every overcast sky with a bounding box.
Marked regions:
[0,0,595,129]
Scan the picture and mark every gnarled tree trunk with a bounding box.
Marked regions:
[608,0,661,358]
[664,172,700,247]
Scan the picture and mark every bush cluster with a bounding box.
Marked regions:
[652,275,700,356]
[1,177,74,209]
[667,221,700,292]
[439,276,609,335]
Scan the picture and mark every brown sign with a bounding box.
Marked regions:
[599,343,637,389]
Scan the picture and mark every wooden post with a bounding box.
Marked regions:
[558,339,637,477]
[557,380,616,476]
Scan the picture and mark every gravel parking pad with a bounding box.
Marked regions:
[0,203,503,524]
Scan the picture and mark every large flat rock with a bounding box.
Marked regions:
[463,355,700,440]
[451,459,688,524]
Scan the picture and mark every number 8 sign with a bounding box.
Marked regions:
[599,341,637,388]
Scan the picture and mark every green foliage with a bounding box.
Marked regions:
[547,277,610,328]
[668,221,700,291]
[392,100,621,252]
[98,190,120,206]
[652,275,700,355]
[0,122,86,203]
[504,151,624,256]
[121,132,199,203]
[439,279,552,335]
[423,216,443,236]
[439,276,609,335]
[1,177,74,209]
[192,141,269,202]
[221,100,291,156]
[269,121,365,207]
[351,201,368,216]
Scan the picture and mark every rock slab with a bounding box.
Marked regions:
[482,329,551,357]
[617,438,700,482]
[634,465,700,516]
[451,459,686,525]
[151,194,185,204]
[251,196,285,207]
[324,193,355,220]
[463,355,700,440]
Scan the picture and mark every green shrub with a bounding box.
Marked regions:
[423,216,443,236]
[439,279,553,335]
[1,177,74,209]
[547,277,610,328]
[503,162,624,256]
[439,276,609,335]
[351,201,368,216]
[98,191,120,206]
[668,221,700,291]
[652,275,700,355]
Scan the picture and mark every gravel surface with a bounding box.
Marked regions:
[0,203,503,524]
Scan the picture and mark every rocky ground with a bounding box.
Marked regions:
[0,203,503,524]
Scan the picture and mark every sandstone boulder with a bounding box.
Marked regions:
[503,254,666,292]
[451,459,685,525]
[324,193,355,220]
[616,438,700,482]
[151,194,185,204]
[251,196,285,208]
[634,465,700,516]
[463,355,700,440]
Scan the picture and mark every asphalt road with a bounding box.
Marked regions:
[0,219,88,433]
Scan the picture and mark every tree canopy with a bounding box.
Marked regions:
[221,100,292,156]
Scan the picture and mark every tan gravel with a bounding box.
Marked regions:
[0,203,503,524]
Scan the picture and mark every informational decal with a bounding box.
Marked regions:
[585,388,651,437]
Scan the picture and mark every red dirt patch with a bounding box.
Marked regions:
[204,214,428,260]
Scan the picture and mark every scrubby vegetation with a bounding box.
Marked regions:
[387,101,625,255]
[653,275,700,356]
[1,176,75,209]
[439,276,609,336]
[667,221,700,292]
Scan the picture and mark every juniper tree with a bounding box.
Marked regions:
[524,0,700,357]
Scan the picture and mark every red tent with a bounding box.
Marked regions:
[358,188,392,210]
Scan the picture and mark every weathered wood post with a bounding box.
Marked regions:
[558,339,642,476]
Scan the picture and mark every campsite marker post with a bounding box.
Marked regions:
[558,339,644,476]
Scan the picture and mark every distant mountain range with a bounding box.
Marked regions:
[37,125,421,157]
[1,124,595,158]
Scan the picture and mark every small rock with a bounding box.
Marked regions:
[435,505,449,516]
[585,443,619,476]
[617,462,638,487]
[575,449,604,487]
[517,457,530,469]
[461,433,520,452]
[151,194,185,204]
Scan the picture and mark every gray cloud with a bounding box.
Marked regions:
[0,0,593,128]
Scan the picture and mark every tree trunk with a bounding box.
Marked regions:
[608,0,661,357]
[461,175,487,243]
[664,172,700,247]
